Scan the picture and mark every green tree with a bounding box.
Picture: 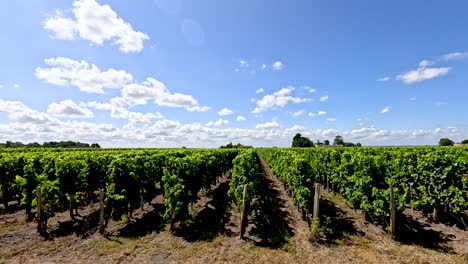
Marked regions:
[461,139,468,144]
[438,138,454,146]
[333,135,344,145]
[292,133,314,147]
[324,140,330,146]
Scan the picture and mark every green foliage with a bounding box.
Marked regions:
[439,138,454,146]
[292,133,314,147]
[260,146,468,230]
[228,150,262,211]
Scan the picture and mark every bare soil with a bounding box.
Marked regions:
[1,162,467,264]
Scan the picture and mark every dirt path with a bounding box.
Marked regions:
[257,155,312,246]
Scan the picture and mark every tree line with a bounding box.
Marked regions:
[0,141,101,148]
[292,133,361,148]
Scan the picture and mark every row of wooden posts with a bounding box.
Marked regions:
[238,182,397,239]
[35,182,396,239]
[35,186,106,235]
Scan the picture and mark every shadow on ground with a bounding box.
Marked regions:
[0,202,22,215]
[397,213,454,253]
[117,203,166,238]
[249,176,293,249]
[49,209,101,238]
[314,197,362,245]
[175,181,233,242]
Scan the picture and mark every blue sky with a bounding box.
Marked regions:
[0,0,467,147]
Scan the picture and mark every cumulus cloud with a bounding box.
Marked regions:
[206,118,229,127]
[319,95,329,102]
[35,57,132,93]
[43,0,150,53]
[256,88,264,94]
[218,107,234,116]
[317,111,327,116]
[308,112,316,117]
[272,61,284,71]
[187,106,211,112]
[122,78,198,108]
[397,61,451,84]
[47,100,94,118]
[326,118,336,123]
[0,101,466,147]
[252,87,309,113]
[381,106,390,113]
[0,99,58,125]
[236,115,246,121]
[84,98,163,124]
[292,109,304,117]
[440,52,468,61]
[256,120,280,129]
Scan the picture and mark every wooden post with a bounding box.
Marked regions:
[326,175,329,191]
[313,183,320,222]
[170,211,176,231]
[99,189,105,234]
[389,183,396,239]
[2,184,8,210]
[240,184,247,238]
[140,194,144,211]
[36,186,42,234]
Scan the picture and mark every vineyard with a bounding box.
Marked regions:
[1,147,468,263]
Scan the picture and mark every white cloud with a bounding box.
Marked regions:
[0,99,58,125]
[381,106,390,113]
[440,52,468,61]
[239,59,249,68]
[218,107,234,116]
[0,101,466,147]
[122,78,198,108]
[206,118,229,127]
[252,87,309,113]
[318,111,327,116]
[256,88,264,94]
[307,87,317,93]
[47,100,94,118]
[84,98,163,124]
[319,95,329,102]
[308,112,316,117]
[397,64,451,84]
[187,106,211,112]
[14,84,20,88]
[0,85,3,88]
[36,57,133,93]
[418,60,435,67]
[377,76,391,82]
[43,0,150,53]
[236,115,246,121]
[292,109,304,117]
[256,121,280,129]
[326,118,336,123]
[272,61,284,71]
[261,64,267,70]
[234,68,239,72]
